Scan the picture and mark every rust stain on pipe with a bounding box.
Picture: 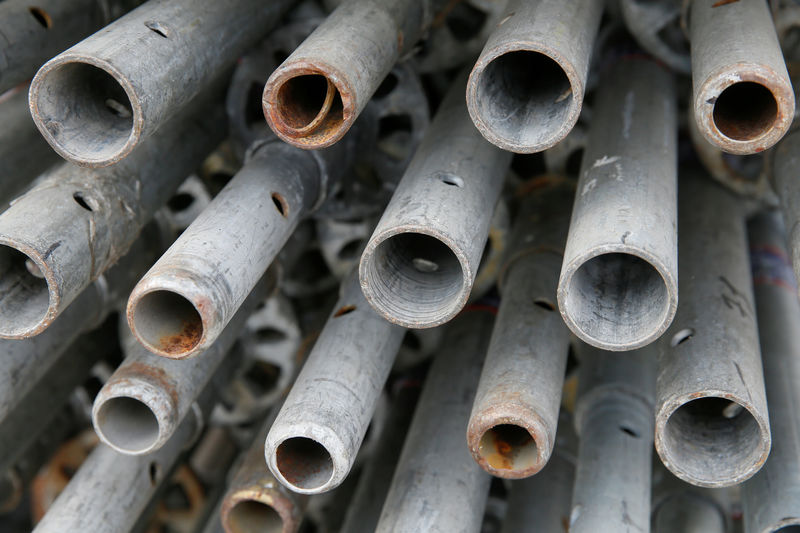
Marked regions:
[158,320,203,356]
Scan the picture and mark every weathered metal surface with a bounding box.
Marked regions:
[652,466,728,533]
[558,56,678,352]
[771,126,800,293]
[466,0,603,153]
[619,0,689,74]
[655,174,771,487]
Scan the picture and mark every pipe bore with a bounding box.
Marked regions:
[225,500,284,533]
[94,397,160,454]
[275,437,334,491]
[363,232,465,327]
[477,424,539,474]
[31,61,135,165]
[0,245,51,337]
[562,253,670,349]
[712,82,778,142]
[131,290,203,357]
[267,72,345,145]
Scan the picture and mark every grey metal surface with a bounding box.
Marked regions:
[619,0,689,74]
[772,127,800,292]
[652,467,728,533]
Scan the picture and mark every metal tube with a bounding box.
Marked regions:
[618,0,689,74]
[465,0,603,153]
[689,0,795,155]
[29,0,294,167]
[652,468,728,533]
[359,72,511,328]
[569,343,656,533]
[655,175,771,487]
[0,85,226,339]
[126,134,350,359]
[262,0,430,149]
[265,272,404,494]
[557,56,678,351]
[375,309,493,532]
[742,210,800,533]
[93,273,274,455]
[772,127,800,292]
[467,177,573,478]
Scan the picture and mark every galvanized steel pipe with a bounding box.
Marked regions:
[558,56,678,351]
[652,468,728,533]
[772,127,800,292]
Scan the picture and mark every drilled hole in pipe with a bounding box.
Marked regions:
[227,501,283,533]
[670,328,694,347]
[275,437,333,490]
[663,397,761,482]
[132,290,203,355]
[275,74,343,134]
[478,424,538,472]
[167,192,195,212]
[34,62,134,162]
[95,397,160,453]
[712,82,778,141]
[565,253,668,346]
[271,193,288,218]
[366,233,464,325]
[28,7,51,28]
[333,305,356,318]
[0,247,50,335]
[475,51,572,147]
[149,462,160,485]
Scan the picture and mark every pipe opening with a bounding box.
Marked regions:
[565,253,669,347]
[33,62,134,162]
[475,51,573,147]
[226,500,283,533]
[365,233,464,325]
[712,82,778,142]
[274,74,343,136]
[132,290,203,356]
[0,246,50,335]
[662,397,761,482]
[478,424,538,472]
[95,397,160,453]
[775,526,800,532]
[275,437,333,490]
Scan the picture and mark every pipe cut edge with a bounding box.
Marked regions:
[262,61,356,150]
[29,54,143,167]
[265,423,344,495]
[221,491,292,533]
[557,245,678,351]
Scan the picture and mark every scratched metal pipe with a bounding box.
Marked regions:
[467,177,573,479]
[465,0,603,153]
[771,127,800,292]
[742,210,800,533]
[375,310,493,532]
[221,411,309,533]
[29,0,293,167]
[652,467,728,533]
[688,0,795,155]
[93,273,274,456]
[262,0,431,149]
[265,272,404,494]
[359,72,511,329]
[569,342,656,533]
[127,134,352,360]
[557,56,678,352]
[0,85,226,339]
[655,175,771,487]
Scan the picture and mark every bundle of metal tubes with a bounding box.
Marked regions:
[3,0,800,531]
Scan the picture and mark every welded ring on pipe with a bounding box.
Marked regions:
[359,227,470,329]
[263,62,354,149]
[656,393,771,487]
[266,426,345,495]
[467,43,583,153]
[557,248,678,351]
[221,492,293,533]
[0,239,58,338]
[29,55,142,167]
[694,67,795,155]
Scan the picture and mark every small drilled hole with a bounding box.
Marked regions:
[255,327,287,343]
[722,401,744,419]
[333,305,356,317]
[28,7,51,28]
[105,98,131,118]
[671,328,694,347]
[534,299,556,311]
[438,173,464,187]
[73,192,94,212]
[620,426,640,438]
[271,193,288,218]
[145,21,169,38]
[149,462,160,485]
[167,192,195,212]
[25,259,44,279]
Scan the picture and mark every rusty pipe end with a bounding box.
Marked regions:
[262,61,356,150]
[467,43,583,154]
[92,375,178,456]
[467,406,552,479]
[29,54,143,167]
[359,227,472,329]
[655,393,771,487]
[557,247,678,351]
[221,488,302,533]
[694,65,795,155]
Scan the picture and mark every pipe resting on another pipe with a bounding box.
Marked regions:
[772,125,800,296]
[467,176,573,479]
[651,467,728,533]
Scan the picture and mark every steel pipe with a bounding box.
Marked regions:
[569,343,656,533]
[359,72,511,328]
[619,0,689,74]
[772,127,800,291]
[558,56,678,351]
[655,175,770,487]
[127,133,352,359]
[0,85,226,339]
[652,467,728,533]
[262,0,431,149]
[742,210,800,533]
[467,176,573,478]
[265,272,404,494]
[375,309,493,532]
[29,0,293,167]
[688,0,795,155]
[465,0,603,153]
